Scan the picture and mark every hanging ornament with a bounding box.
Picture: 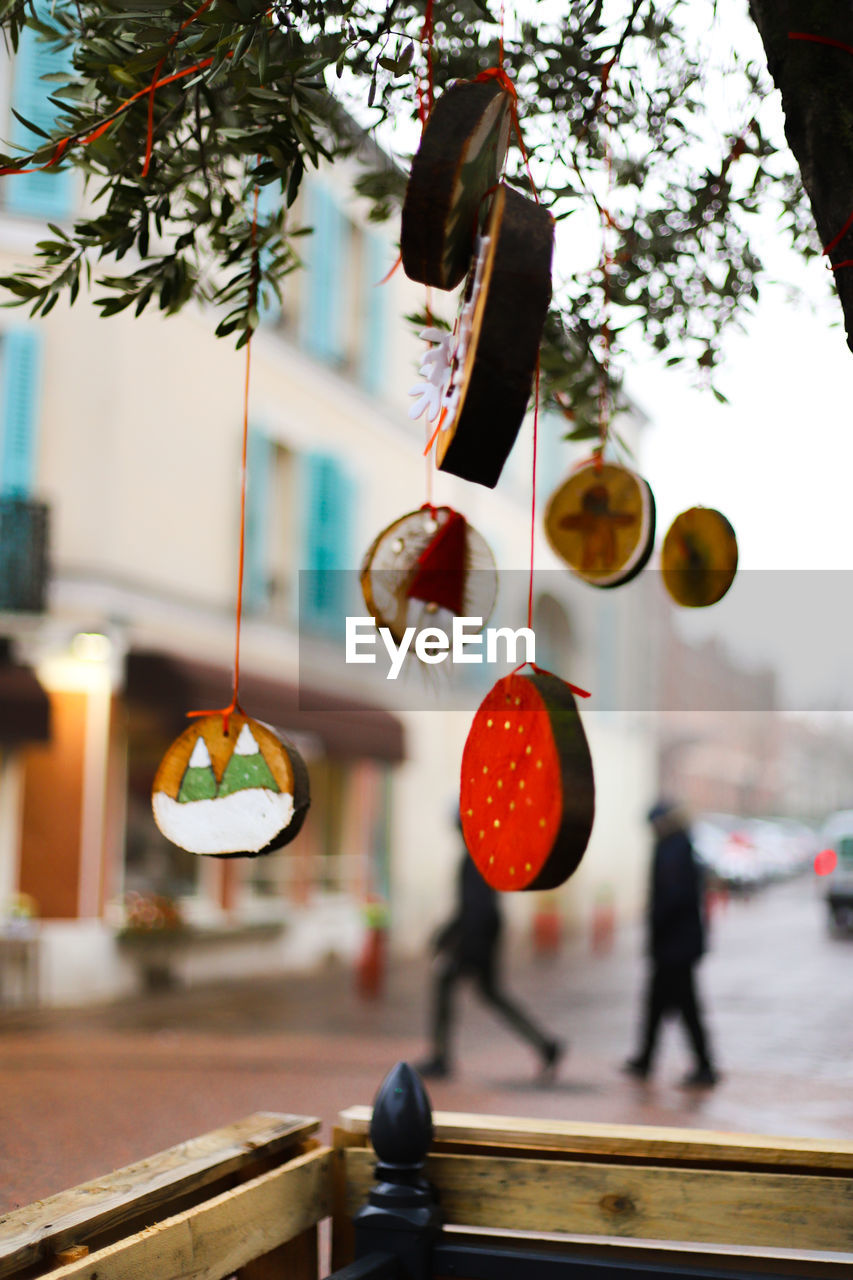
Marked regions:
[661,506,738,607]
[361,505,497,644]
[544,459,655,588]
[460,669,595,891]
[402,78,514,290]
[152,714,310,856]
[410,184,552,490]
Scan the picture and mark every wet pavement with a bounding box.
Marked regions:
[1,874,851,1213]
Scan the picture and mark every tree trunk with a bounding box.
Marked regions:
[749,0,853,352]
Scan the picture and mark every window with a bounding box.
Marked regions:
[300,451,354,636]
[244,432,297,620]
[5,0,73,219]
[295,180,389,396]
[0,329,43,497]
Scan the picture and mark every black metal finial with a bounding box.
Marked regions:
[354,1063,441,1279]
[370,1061,434,1175]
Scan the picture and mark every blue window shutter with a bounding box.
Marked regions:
[300,184,346,364]
[7,2,73,219]
[300,452,352,633]
[1,330,43,497]
[359,232,388,396]
[244,429,273,612]
[255,183,283,326]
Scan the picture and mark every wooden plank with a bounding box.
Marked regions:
[42,1146,333,1280]
[341,1149,853,1255]
[236,1224,318,1280]
[0,1113,319,1280]
[337,1107,853,1173]
[330,1130,368,1271]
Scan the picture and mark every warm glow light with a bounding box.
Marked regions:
[814,848,838,877]
[70,632,112,664]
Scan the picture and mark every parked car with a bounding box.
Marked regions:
[691,813,816,891]
[691,813,763,891]
[818,810,853,932]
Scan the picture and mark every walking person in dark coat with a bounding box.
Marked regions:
[623,800,719,1087]
[417,831,563,1080]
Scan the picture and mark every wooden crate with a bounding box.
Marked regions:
[0,1112,332,1280]
[333,1107,853,1277]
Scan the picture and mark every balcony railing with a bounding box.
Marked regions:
[0,497,49,613]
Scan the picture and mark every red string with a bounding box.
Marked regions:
[474,66,539,204]
[0,52,228,176]
[187,182,259,733]
[510,661,591,699]
[788,32,853,267]
[416,0,435,128]
[142,0,215,176]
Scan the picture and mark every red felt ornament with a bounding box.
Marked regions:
[406,509,467,615]
[360,505,496,644]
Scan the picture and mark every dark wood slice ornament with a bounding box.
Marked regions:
[661,506,739,607]
[401,79,513,290]
[360,505,497,645]
[544,461,656,588]
[151,714,310,857]
[436,184,554,489]
[460,670,595,892]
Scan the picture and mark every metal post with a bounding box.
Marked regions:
[353,1062,442,1280]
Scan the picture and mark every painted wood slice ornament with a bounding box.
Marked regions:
[544,460,656,588]
[429,184,553,489]
[460,670,595,892]
[360,505,497,644]
[152,714,310,857]
[401,78,513,290]
[661,506,738,607]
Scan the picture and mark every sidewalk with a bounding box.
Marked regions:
[1,876,851,1213]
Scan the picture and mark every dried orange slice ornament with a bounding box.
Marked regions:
[460,670,595,891]
[661,506,738,607]
[152,714,309,856]
[544,460,656,588]
[402,78,513,290]
[360,505,497,644]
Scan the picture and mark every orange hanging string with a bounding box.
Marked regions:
[142,0,215,176]
[187,183,259,733]
[474,66,539,204]
[0,52,229,176]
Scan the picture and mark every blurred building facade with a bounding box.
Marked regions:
[0,30,659,1006]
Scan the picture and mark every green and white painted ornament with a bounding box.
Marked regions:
[152,714,310,857]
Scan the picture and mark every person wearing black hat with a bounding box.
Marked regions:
[623,800,718,1087]
[417,820,563,1080]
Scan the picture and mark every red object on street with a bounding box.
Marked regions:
[355,929,385,998]
[532,901,562,954]
[814,848,838,877]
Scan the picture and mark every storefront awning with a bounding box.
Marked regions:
[0,653,50,745]
[125,650,405,763]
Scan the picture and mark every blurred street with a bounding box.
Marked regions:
[1,873,851,1214]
